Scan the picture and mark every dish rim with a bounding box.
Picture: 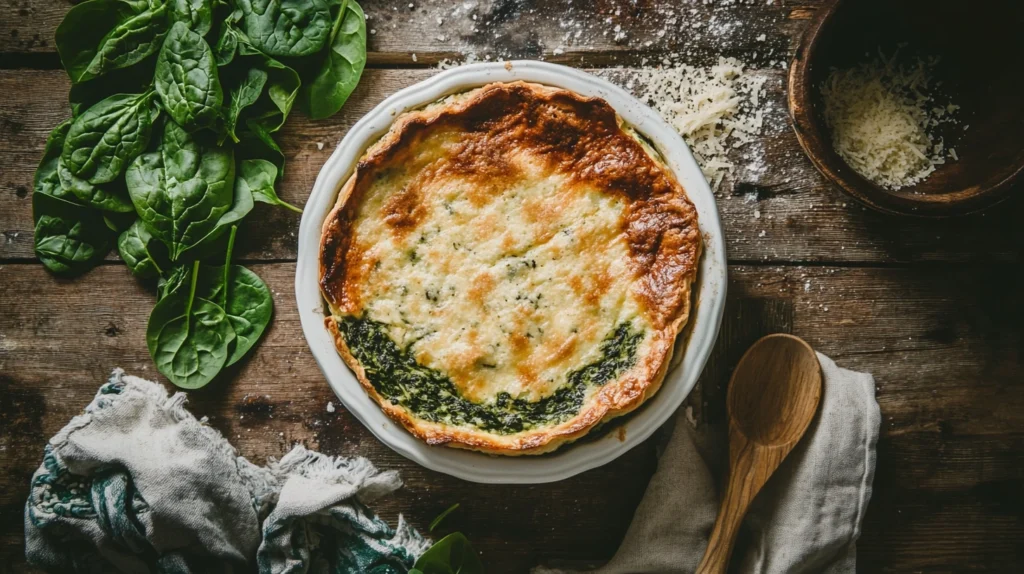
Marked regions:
[295,60,727,484]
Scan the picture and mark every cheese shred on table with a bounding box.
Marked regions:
[821,52,959,190]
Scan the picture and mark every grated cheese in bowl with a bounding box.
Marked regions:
[821,51,960,190]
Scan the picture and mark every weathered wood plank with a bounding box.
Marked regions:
[0,262,1021,572]
[361,0,813,67]
[2,69,1021,265]
[0,0,823,66]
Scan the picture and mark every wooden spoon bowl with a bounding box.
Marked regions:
[728,335,822,447]
[788,0,1024,217]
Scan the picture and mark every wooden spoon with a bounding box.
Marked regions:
[695,334,823,574]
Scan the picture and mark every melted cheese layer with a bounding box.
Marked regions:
[342,140,652,403]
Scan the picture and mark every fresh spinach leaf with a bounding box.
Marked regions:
[219,29,301,138]
[155,22,224,131]
[236,0,333,57]
[213,263,270,365]
[196,227,273,365]
[211,175,256,232]
[175,158,256,260]
[255,54,301,133]
[33,192,113,276]
[118,219,168,278]
[303,0,366,120]
[158,264,190,301]
[213,22,241,66]
[236,159,301,212]
[57,157,136,213]
[147,260,236,389]
[69,55,159,117]
[225,68,268,142]
[31,118,126,273]
[244,60,300,136]
[34,121,79,204]
[62,91,159,185]
[55,0,169,84]
[411,533,484,574]
[237,120,286,175]
[170,0,214,36]
[126,121,236,260]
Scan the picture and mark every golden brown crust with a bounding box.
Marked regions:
[319,81,701,455]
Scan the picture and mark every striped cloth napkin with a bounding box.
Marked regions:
[24,369,429,573]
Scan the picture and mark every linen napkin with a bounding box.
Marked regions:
[24,368,429,573]
[538,352,881,574]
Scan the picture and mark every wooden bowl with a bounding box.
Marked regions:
[788,0,1024,217]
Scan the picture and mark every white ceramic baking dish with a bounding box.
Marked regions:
[295,61,727,484]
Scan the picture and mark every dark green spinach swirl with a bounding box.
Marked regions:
[338,316,644,434]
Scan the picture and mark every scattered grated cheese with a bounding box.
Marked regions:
[821,50,960,190]
[623,58,768,190]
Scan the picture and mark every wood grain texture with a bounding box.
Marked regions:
[1,0,1023,571]
[0,0,822,64]
[0,262,1021,572]
[2,69,1022,265]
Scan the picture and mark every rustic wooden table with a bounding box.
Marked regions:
[1,1,1022,572]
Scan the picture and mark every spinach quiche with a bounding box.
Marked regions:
[319,81,701,455]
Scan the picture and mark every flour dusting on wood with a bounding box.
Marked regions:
[417,1,785,192]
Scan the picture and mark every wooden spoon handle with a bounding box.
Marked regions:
[695,478,750,573]
[695,432,766,574]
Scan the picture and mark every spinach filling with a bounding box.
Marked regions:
[339,316,644,434]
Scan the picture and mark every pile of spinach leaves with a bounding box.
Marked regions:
[33,0,366,389]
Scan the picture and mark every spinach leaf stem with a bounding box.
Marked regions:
[222,225,237,310]
[185,259,200,334]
